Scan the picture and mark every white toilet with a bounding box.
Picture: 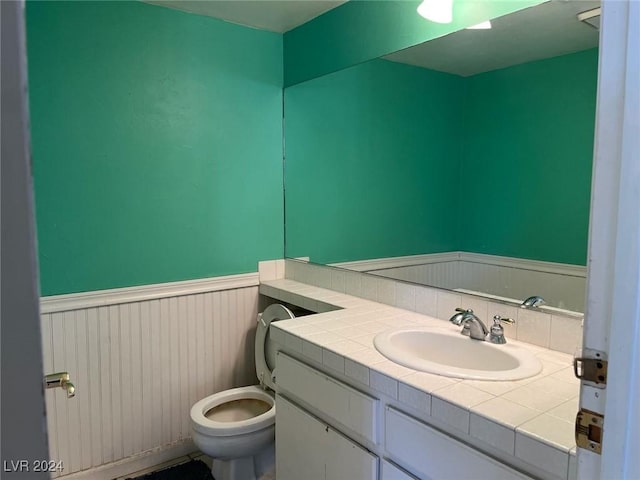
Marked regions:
[190,303,295,480]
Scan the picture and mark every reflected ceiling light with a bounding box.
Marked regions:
[577,7,601,30]
[466,20,492,29]
[417,0,453,24]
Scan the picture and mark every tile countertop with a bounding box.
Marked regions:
[261,279,579,480]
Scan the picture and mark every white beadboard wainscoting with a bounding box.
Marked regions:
[334,252,587,313]
[40,273,261,478]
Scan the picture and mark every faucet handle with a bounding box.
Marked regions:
[450,308,473,326]
[493,315,515,325]
[489,316,514,344]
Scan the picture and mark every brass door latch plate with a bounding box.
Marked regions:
[573,357,607,385]
[575,409,603,454]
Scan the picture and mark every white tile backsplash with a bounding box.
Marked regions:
[415,286,438,316]
[516,308,552,347]
[395,282,416,310]
[550,314,583,354]
[461,295,489,321]
[361,274,378,301]
[330,269,346,293]
[377,277,396,305]
[282,260,582,357]
[309,263,331,289]
[436,291,463,319]
[488,301,518,324]
[344,270,363,297]
[258,259,279,281]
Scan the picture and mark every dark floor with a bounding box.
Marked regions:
[128,460,213,480]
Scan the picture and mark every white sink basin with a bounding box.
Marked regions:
[374,327,542,381]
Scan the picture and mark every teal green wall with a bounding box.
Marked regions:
[284,59,465,262]
[284,49,597,266]
[26,1,284,295]
[462,49,598,265]
[283,0,543,87]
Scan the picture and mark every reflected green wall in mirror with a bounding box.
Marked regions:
[284,48,598,266]
[284,0,544,86]
[462,48,597,265]
[285,59,465,262]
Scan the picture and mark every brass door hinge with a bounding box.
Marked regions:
[575,409,603,454]
[574,356,608,385]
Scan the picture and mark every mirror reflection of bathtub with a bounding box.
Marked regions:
[332,252,586,315]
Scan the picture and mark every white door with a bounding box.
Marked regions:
[578,0,640,478]
[1,0,50,476]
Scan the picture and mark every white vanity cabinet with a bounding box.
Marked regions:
[275,350,533,480]
[276,395,378,480]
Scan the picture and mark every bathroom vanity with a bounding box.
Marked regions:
[261,279,578,480]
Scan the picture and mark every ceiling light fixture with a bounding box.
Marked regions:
[466,20,492,29]
[417,0,453,24]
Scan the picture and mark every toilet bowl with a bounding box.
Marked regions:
[190,304,295,480]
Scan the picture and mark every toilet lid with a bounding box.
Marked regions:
[255,304,295,391]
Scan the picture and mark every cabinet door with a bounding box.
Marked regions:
[276,395,325,480]
[381,460,421,480]
[277,395,378,480]
[385,407,532,480]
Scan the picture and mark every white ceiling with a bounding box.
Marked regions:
[144,0,600,76]
[384,0,600,77]
[144,0,347,33]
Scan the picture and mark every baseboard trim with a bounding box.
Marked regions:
[41,272,260,314]
[59,441,197,480]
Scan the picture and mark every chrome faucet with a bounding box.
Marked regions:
[521,295,545,308]
[448,307,470,326]
[449,308,489,341]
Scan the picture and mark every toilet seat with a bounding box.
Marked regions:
[191,304,295,438]
[189,303,296,479]
[191,385,275,437]
[255,304,295,390]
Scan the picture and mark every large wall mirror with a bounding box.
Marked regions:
[283,0,599,314]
